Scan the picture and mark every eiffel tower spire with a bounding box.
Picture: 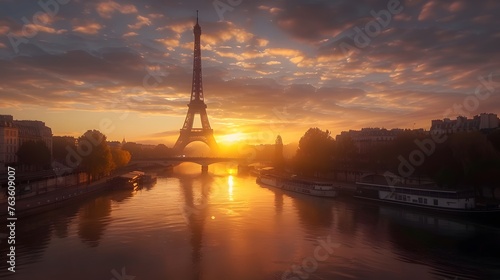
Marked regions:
[191,9,203,103]
[173,12,218,153]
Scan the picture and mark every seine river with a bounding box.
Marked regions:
[2,163,500,280]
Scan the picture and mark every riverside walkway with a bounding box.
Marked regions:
[0,176,112,217]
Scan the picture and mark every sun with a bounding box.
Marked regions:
[218,132,246,144]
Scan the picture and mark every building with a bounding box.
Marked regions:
[0,115,19,171]
[336,128,409,154]
[479,113,499,130]
[431,113,499,134]
[0,115,53,172]
[14,120,53,156]
[107,141,122,149]
[137,143,156,150]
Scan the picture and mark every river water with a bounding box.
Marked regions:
[2,163,500,280]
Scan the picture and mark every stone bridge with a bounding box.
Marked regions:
[128,157,255,173]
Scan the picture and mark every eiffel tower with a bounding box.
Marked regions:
[173,11,218,154]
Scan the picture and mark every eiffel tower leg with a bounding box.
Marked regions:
[173,133,188,154]
[205,133,218,155]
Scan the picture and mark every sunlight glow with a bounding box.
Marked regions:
[218,132,246,144]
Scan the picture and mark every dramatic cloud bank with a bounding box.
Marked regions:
[1,0,499,144]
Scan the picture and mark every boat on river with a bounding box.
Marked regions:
[257,173,338,198]
[355,174,500,214]
[108,171,145,190]
[140,174,157,184]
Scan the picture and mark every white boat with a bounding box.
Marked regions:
[355,175,500,214]
[257,173,337,198]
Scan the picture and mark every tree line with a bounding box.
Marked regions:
[290,127,500,187]
[52,130,131,181]
[16,130,131,181]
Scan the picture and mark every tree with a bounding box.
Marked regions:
[78,130,114,180]
[487,129,500,152]
[17,140,51,170]
[449,132,500,185]
[294,128,335,176]
[52,136,77,162]
[153,144,173,157]
[111,148,131,169]
[274,135,285,171]
[122,142,144,159]
[335,134,357,160]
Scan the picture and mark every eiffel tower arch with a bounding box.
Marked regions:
[173,12,218,154]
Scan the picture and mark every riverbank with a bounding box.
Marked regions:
[0,166,164,217]
[254,169,500,213]
[0,176,112,217]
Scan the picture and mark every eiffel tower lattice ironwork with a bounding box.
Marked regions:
[173,12,218,154]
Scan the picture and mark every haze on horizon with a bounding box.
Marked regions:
[0,0,499,147]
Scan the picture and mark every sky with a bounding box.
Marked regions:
[0,0,499,147]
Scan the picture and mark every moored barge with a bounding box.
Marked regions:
[355,174,500,214]
[257,173,337,198]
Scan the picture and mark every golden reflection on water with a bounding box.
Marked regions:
[2,163,500,280]
[228,175,234,201]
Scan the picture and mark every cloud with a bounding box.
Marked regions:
[418,0,437,21]
[21,24,66,35]
[257,38,269,47]
[1,0,499,142]
[265,48,302,58]
[0,25,9,35]
[128,15,152,30]
[161,21,192,34]
[0,18,20,33]
[266,0,377,44]
[96,1,138,18]
[266,61,281,65]
[33,13,54,25]
[73,22,103,35]
[123,31,138,37]
[156,37,180,51]
[202,22,255,45]
[0,47,147,94]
